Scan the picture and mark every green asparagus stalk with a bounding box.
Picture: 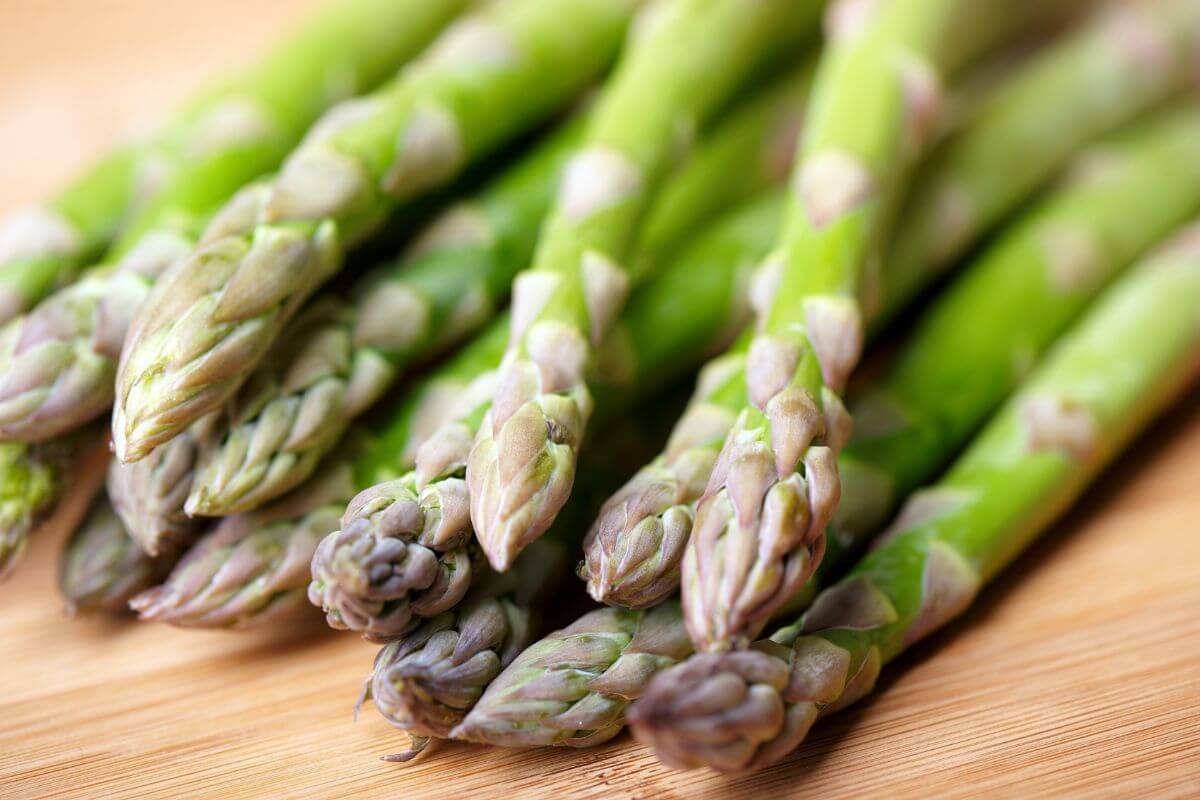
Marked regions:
[186,64,817,517]
[0,431,108,580]
[466,0,823,572]
[628,67,812,279]
[682,0,981,652]
[0,0,469,444]
[112,0,639,464]
[0,149,138,324]
[311,192,782,639]
[451,601,692,747]
[60,493,175,616]
[578,54,1200,614]
[365,539,566,760]
[628,222,1200,773]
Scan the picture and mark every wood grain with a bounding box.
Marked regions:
[2,3,1199,798]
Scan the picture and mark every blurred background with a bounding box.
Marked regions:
[0,0,323,214]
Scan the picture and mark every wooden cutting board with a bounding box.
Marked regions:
[2,3,1199,798]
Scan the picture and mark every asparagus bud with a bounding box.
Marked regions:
[61,494,175,615]
[451,602,692,748]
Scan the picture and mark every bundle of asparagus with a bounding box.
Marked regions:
[628,224,1200,772]
[6,0,1199,782]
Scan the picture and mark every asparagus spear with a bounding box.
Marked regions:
[0,0,469,444]
[365,539,565,761]
[452,601,693,747]
[60,493,175,616]
[112,0,640,464]
[466,0,824,572]
[681,0,980,653]
[187,65,816,517]
[628,222,1200,773]
[311,192,782,639]
[0,150,138,324]
[585,86,1200,609]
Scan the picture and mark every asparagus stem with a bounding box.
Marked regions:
[466,0,823,572]
[0,1,467,445]
[311,191,782,639]
[112,0,639,463]
[60,492,175,616]
[682,0,976,652]
[0,443,61,579]
[452,601,693,747]
[629,221,1200,773]
[629,64,814,278]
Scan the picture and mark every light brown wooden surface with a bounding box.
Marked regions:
[2,3,1200,798]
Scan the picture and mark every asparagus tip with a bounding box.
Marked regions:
[628,649,800,773]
